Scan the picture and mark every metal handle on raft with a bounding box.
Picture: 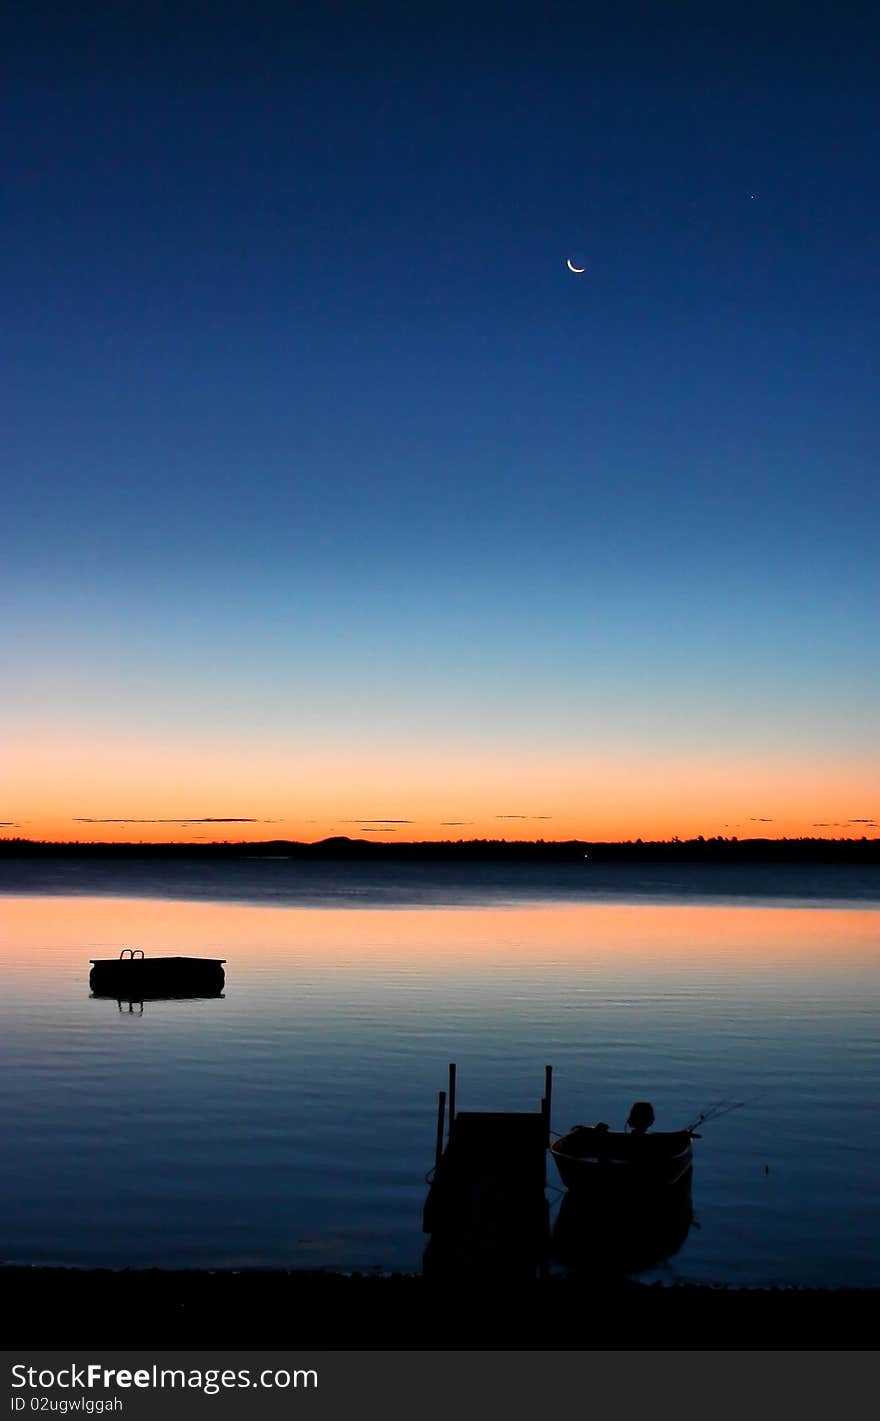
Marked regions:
[119,948,145,960]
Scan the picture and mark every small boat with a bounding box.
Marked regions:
[89,949,226,999]
[550,1115,695,1199]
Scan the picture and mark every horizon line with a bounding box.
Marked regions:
[1,834,878,849]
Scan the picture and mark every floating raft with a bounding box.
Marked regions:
[422,1064,552,1278]
[89,951,226,999]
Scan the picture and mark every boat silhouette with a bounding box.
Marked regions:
[550,1122,694,1196]
[550,1109,696,1273]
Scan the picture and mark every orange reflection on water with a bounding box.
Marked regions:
[1,895,877,982]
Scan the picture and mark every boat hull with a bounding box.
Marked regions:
[550,1127,693,1196]
[550,1125,694,1273]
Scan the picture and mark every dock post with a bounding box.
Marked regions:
[541,1065,554,1275]
[541,1065,553,1188]
[447,1062,457,1142]
[434,1090,446,1172]
[543,1064,553,1140]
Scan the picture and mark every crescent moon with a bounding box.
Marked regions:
[566,258,586,273]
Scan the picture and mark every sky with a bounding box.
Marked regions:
[2,1,878,843]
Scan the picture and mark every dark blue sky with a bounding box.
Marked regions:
[3,2,878,839]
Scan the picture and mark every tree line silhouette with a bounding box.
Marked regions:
[0,835,878,863]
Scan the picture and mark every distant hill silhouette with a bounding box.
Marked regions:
[0,835,878,864]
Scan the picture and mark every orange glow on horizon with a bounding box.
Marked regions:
[3,729,878,844]
[3,816,877,845]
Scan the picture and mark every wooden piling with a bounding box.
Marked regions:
[542,1065,553,1187]
[543,1065,553,1139]
[447,1062,457,1141]
[434,1090,446,1172]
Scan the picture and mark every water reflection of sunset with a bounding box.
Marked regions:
[2,890,879,1285]
[1,895,877,979]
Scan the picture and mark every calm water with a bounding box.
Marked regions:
[1,859,878,1285]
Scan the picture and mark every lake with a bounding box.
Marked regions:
[1,858,878,1285]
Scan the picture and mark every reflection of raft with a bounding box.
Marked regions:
[89,949,226,999]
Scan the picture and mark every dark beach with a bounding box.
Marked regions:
[4,1269,877,1349]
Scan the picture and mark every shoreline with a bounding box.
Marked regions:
[2,836,879,864]
[3,1268,878,1349]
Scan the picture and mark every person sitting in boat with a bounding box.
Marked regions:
[626,1101,655,1134]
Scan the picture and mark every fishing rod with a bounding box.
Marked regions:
[683,1095,762,1134]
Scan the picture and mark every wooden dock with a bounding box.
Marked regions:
[422,1065,552,1278]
